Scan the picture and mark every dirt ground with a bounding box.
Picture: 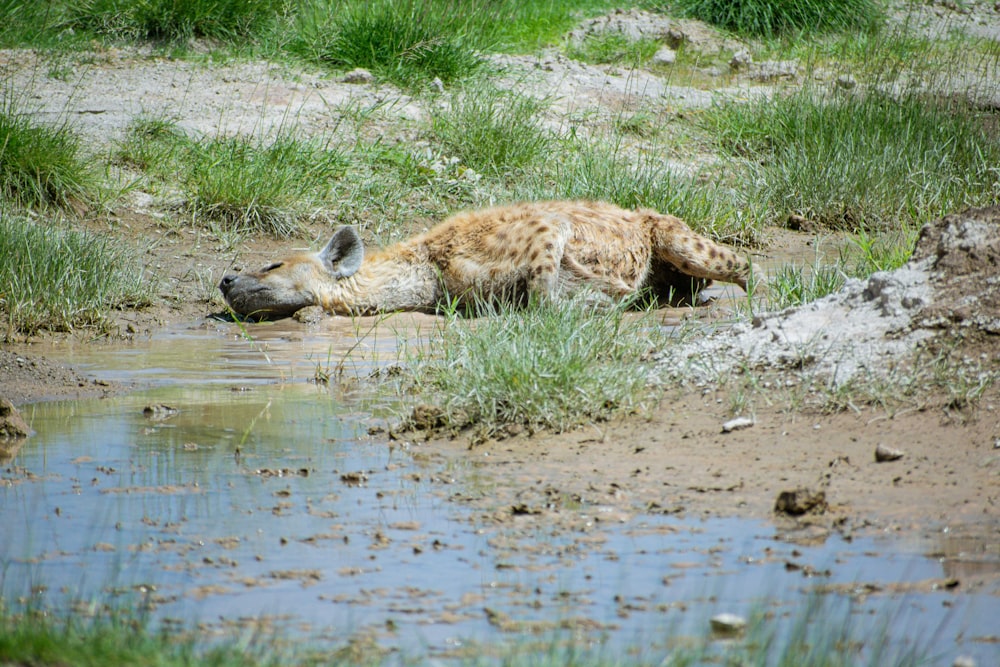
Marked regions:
[2,4,999,554]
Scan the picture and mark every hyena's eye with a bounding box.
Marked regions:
[263,262,284,272]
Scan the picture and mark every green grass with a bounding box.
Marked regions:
[408,296,669,437]
[64,0,285,45]
[673,0,883,38]
[752,224,919,314]
[0,98,99,210]
[0,214,153,337]
[430,84,553,179]
[702,88,1000,231]
[0,606,298,667]
[117,116,347,236]
[0,0,67,47]
[0,593,933,667]
[566,33,661,65]
[292,0,491,90]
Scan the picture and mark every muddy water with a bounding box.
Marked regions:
[2,318,999,663]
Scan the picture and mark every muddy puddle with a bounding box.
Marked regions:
[2,317,999,664]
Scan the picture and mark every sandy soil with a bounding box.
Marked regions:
[1,4,999,556]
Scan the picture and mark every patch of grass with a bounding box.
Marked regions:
[0,1,70,47]
[485,0,630,52]
[117,116,347,236]
[64,0,285,45]
[846,224,918,276]
[0,604,300,667]
[566,33,661,65]
[673,0,883,38]
[0,214,153,337]
[762,260,845,313]
[0,98,98,210]
[293,0,490,90]
[409,296,668,437]
[430,84,553,179]
[0,585,935,667]
[703,88,1000,230]
[614,111,661,138]
[752,224,918,314]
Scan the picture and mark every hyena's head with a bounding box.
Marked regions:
[219,226,364,319]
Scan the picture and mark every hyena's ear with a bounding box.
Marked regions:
[320,226,365,279]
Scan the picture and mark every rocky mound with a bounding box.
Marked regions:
[654,207,1000,387]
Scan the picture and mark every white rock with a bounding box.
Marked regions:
[710,612,747,634]
[722,417,755,433]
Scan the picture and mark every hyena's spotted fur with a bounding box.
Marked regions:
[219,200,750,319]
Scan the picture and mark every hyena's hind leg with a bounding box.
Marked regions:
[644,211,751,290]
[520,213,634,301]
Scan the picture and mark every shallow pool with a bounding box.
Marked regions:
[2,319,998,663]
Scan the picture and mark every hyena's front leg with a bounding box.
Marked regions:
[645,211,750,290]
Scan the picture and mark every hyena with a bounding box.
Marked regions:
[218,200,750,319]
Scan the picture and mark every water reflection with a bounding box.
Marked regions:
[2,323,998,663]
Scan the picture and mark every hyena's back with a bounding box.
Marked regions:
[418,200,746,301]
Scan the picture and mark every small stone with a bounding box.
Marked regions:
[722,416,754,433]
[710,612,747,635]
[142,404,179,421]
[651,46,676,66]
[0,397,30,439]
[292,305,324,324]
[874,443,905,462]
[774,487,827,516]
[952,656,977,667]
[835,74,857,89]
[341,68,374,84]
[665,28,686,48]
[729,50,753,70]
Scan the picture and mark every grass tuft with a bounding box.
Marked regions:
[0,214,153,336]
[673,0,883,38]
[703,88,1000,230]
[409,296,667,436]
[565,33,660,65]
[430,84,552,179]
[293,0,490,89]
[523,142,763,247]
[0,98,98,210]
[117,116,347,236]
[65,0,284,44]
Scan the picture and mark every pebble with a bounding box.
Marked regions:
[875,443,905,462]
[721,417,754,433]
[709,612,747,635]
